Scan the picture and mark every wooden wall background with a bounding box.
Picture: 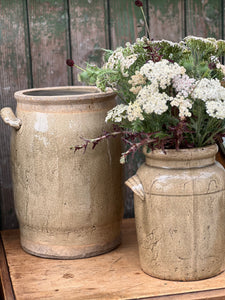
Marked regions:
[0,0,224,229]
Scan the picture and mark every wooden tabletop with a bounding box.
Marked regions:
[1,218,225,300]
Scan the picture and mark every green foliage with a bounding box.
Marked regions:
[102,49,113,62]
[152,40,185,62]
[130,110,177,134]
[180,56,210,79]
[78,63,118,91]
[183,36,218,61]
[216,40,225,57]
[178,37,225,79]
[187,99,225,147]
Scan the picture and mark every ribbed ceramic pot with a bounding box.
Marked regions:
[0,86,123,259]
[126,145,225,281]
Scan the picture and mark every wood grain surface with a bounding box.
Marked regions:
[0,236,15,300]
[1,218,225,300]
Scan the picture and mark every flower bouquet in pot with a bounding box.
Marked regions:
[67,1,225,281]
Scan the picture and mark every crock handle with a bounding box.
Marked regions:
[0,107,22,130]
[125,174,145,201]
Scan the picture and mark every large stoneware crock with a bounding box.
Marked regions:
[0,86,123,259]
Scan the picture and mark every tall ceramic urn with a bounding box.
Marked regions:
[0,86,123,259]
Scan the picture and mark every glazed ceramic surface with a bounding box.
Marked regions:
[1,86,123,259]
[126,145,225,281]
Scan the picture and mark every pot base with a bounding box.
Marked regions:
[21,236,121,259]
[19,220,122,259]
[141,266,225,282]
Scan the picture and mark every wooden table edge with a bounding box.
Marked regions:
[138,287,225,300]
[0,234,15,300]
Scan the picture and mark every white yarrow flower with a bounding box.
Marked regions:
[120,54,138,77]
[136,85,169,115]
[170,94,192,118]
[206,100,225,119]
[127,102,144,121]
[140,59,186,90]
[192,78,225,102]
[105,104,128,123]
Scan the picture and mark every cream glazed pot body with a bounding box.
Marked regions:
[1,86,123,259]
[126,145,225,281]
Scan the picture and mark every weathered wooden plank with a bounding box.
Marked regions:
[148,0,185,41]
[186,0,222,38]
[0,0,29,230]
[69,0,108,85]
[2,219,225,299]
[148,289,225,300]
[224,0,225,40]
[109,0,146,49]
[0,236,15,300]
[27,0,70,87]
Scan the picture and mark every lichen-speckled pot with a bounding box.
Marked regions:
[0,86,123,259]
[126,145,225,281]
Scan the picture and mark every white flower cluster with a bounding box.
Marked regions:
[128,71,146,94]
[103,38,147,77]
[103,47,124,70]
[136,85,170,115]
[137,59,194,118]
[127,101,144,121]
[191,78,225,119]
[106,59,194,122]
[172,74,196,97]
[170,94,192,118]
[206,100,225,120]
[140,59,186,89]
[106,57,225,124]
[129,71,146,86]
[120,54,138,77]
[105,104,128,123]
[104,49,138,77]
[192,78,225,101]
[205,101,225,119]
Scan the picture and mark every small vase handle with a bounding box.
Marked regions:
[0,107,22,130]
[125,174,145,201]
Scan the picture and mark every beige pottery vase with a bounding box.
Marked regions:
[0,86,123,259]
[126,145,225,281]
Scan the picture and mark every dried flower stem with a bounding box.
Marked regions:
[71,128,168,164]
[74,64,86,72]
[71,131,122,153]
[140,6,151,39]
[120,136,156,163]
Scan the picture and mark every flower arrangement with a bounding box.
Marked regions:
[67,1,225,163]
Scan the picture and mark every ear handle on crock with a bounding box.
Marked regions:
[125,174,145,201]
[0,107,22,130]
